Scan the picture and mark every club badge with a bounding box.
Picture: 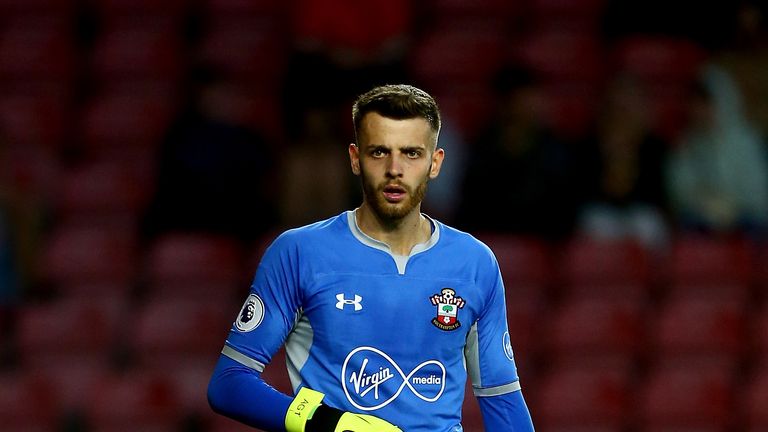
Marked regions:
[430,288,465,331]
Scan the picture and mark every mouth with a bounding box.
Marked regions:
[382,184,407,203]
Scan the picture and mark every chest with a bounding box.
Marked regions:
[302,269,482,348]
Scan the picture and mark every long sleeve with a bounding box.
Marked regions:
[207,354,294,431]
[477,389,535,431]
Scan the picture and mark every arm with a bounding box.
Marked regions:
[466,246,535,431]
[477,389,534,431]
[208,355,402,432]
[207,232,400,432]
[207,354,293,431]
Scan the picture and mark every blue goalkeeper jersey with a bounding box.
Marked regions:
[222,211,523,432]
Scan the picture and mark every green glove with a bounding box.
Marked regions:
[285,387,402,432]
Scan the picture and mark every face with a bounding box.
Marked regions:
[349,112,444,221]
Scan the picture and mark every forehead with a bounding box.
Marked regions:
[358,112,436,148]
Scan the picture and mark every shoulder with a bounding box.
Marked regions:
[265,212,349,255]
[436,221,497,265]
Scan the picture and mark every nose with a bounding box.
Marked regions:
[386,154,403,178]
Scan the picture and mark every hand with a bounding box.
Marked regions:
[285,387,401,432]
[332,411,402,431]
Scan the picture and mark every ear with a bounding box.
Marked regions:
[428,147,445,180]
[349,143,361,176]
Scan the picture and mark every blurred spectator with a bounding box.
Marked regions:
[0,201,18,305]
[714,1,768,134]
[0,137,48,301]
[456,67,578,240]
[0,138,17,298]
[0,140,20,366]
[279,107,353,228]
[575,74,670,250]
[143,69,278,244]
[421,120,467,225]
[602,0,738,50]
[666,64,768,238]
[282,0,412,135]
[0,200,19,367]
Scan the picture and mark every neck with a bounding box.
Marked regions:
[355,204,431,255]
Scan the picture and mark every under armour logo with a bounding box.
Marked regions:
[336,294,363,311]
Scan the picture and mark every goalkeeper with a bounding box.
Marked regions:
[207,84,535,431]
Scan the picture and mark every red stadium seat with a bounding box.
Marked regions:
[90,23,185,81]
[41,223,138,285]
[645,84,690,142]
[157,362,218,416]
[612,36,706,84]
[0,0,76,16]
[198,19,288,85]
[84,369,184,432]
[667,281,751,305]
[753,306,768,360]
[638,364,736,431]
[540,83,599,139]
[203,0,289,16]
[513,30,605,83]
[80,88,176,156]
[0,18,75,82]
[54,282,133,300]
[668,236,753,291]
[652,296,747,369]
[209,414,267,432]
[42,361,112,412]
[754,244,768,291]
[544,298,644,369]
[741,365,768,431]
[144,233,245,299]
[129,297,232,367]
[529,0,606,23]
[90,0,189,20]
[559,237,651,293]
[426,0,523,26]
[534,365,630,431]
[0,372,59,432]
[0,142,59,197]
[0,92,71,149]
[430,86,495,141]
[505,297,544,368]
[55,159,154,218]
[409,27,506,85]
[527,0,607,33]
[16,298,123,367]
[475,234,552,300]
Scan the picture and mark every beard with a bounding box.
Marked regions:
[360,165,430,221]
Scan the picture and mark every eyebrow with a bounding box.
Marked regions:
[366,144,427,152]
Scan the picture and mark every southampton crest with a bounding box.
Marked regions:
[430,288,465,331]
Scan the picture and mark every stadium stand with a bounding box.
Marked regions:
[2,1,767,431]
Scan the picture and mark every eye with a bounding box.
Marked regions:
[406,150,422,158]
[371,149,386,158]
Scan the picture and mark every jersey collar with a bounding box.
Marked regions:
[346,209,440,275]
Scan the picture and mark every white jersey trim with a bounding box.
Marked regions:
[285,312,313,392]
[346,210,441,275]
[222,345,266,372]
[473,381,522,397]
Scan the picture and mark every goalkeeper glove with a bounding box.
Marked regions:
[285,387,402,432]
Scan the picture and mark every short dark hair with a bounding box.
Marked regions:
[352,84,441,143]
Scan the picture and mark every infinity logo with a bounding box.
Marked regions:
[341,346,446,411]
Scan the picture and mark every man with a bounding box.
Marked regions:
[207,84,535,431]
